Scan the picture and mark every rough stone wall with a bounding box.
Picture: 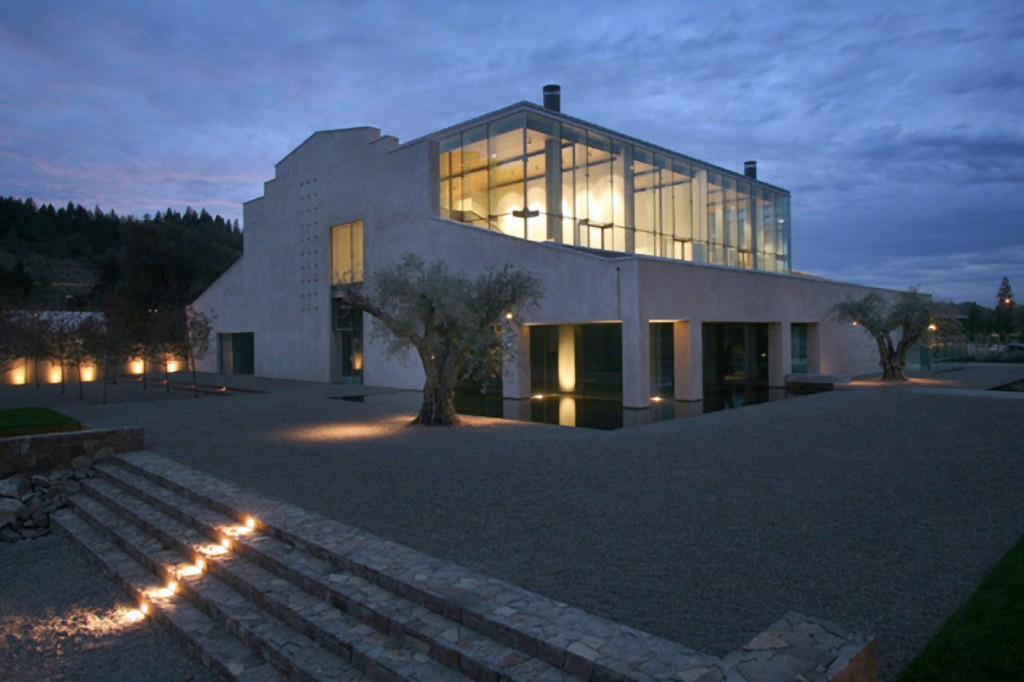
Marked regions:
[0,427,144,478]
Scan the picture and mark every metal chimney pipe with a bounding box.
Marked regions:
[543,84,561,112]
[744,160,757,179]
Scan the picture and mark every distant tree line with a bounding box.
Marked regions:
[0,196,242,310]
[956,277,1022,342]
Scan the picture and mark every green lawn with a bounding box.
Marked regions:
[898,534,1024,681]
[0,407,82,437]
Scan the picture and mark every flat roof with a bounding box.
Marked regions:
[413,100,790,195]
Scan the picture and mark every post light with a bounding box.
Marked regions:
[927,324,937,332]
[852,321,859,326]
[505,312,514,320]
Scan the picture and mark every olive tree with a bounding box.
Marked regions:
[334,254,542,426]
[832,288,938,381]
[178,306,214,396]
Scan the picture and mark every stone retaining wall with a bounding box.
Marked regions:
[0,427,144,477]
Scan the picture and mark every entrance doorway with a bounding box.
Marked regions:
[702,323,769,410]
[332,301,363,384]
[218,332,254,375]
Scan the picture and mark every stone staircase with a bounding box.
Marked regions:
[53,451,875,682]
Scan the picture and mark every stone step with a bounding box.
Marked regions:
[107,451,720,682]
[51,509,287,682]
[76,476,465,682]
[92,462,574,682]
[67,490,372,682]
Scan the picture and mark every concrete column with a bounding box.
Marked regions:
[545,139,562,242]
[768,321,792,387]
[502,325,531,399]
[807,323,822,373]
[673,320,703,401]
[622,317,651,408]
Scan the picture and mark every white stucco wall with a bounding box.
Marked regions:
[194,123,889,395]
[193,127,438,381]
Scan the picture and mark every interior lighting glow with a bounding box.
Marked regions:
[47,364,63,384]
[81,365,97,382]
[130,359,145,375]
[8,361,27,386]
[166,358,180,373]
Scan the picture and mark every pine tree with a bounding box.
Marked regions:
[994,277,1016,341]
[996,277,1014,308]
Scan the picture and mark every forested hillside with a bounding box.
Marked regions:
[0,196,243,309]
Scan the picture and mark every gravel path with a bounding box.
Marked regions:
[0,533,219,682]
[3,365,1023,681]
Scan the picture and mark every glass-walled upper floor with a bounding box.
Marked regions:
[438,109,790,273]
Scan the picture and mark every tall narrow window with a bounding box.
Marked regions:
[331,220,364,285]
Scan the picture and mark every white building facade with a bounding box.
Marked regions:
[193,89,884,411]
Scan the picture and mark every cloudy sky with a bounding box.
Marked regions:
[1,0,1021,303]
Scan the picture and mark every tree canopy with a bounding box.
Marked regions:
[832,288,940,381]
[0,195,242,310]
[334,254,542,426]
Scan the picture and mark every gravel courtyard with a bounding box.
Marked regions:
[2,365,1023,680]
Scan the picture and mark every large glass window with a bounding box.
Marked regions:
[331,220,363,285]
[438,110,790,273]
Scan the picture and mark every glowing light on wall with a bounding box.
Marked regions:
[47,364,63,384]
[130,360,145,374]
[7,360,27,385]
[558,397,576,427]
[166,357,180,373]
[558,325,576,392]
[81,365,96,382]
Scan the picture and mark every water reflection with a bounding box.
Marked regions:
[453,383,786,431]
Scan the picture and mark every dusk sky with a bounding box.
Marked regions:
[1,0,1021,304]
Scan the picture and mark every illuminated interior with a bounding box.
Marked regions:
[440,109,791,273]
[331,220,364,285]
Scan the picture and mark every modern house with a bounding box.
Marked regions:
[192,86,884,414]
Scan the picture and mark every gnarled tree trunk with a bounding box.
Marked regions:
[880,349,907,380]
[414,380,459,426]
